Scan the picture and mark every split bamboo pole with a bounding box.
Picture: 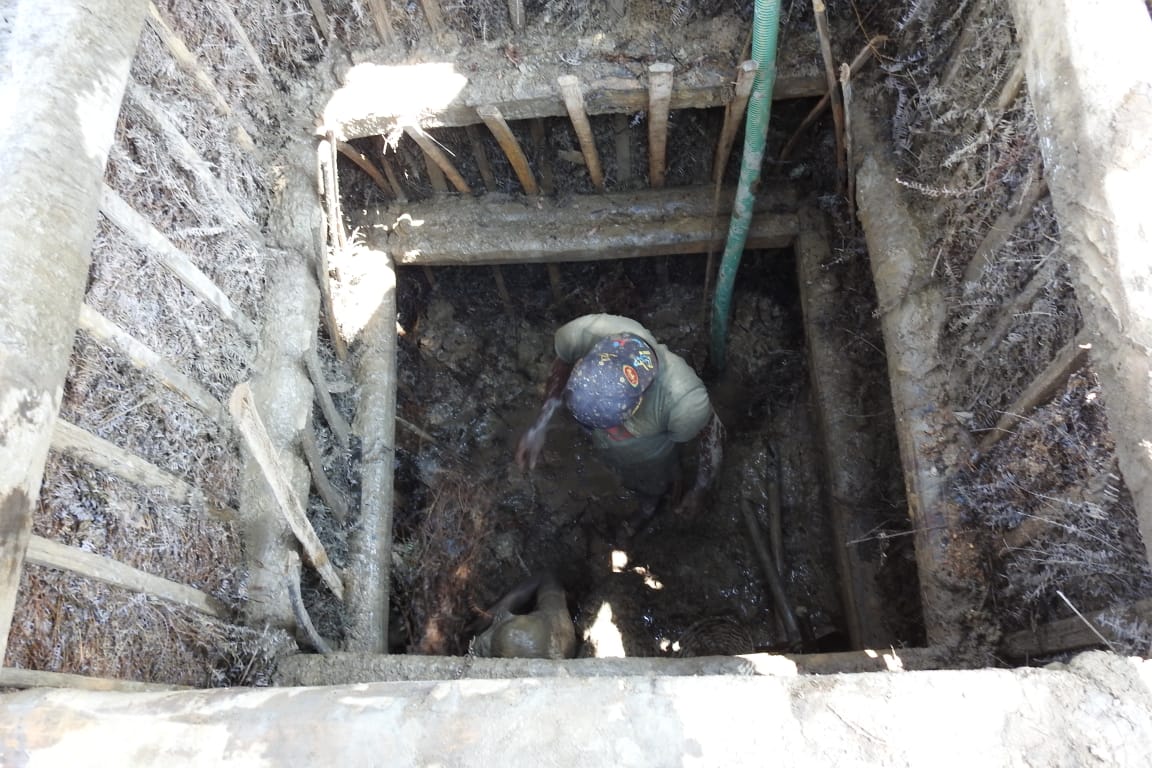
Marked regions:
[646,63,675,189]
[477,105,539,196]
[557,75,605,190]
[0,0,146,666]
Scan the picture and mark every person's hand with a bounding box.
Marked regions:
[516,425,546,470]
[673,487,706,518]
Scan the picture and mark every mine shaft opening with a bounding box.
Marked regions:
[304,234,925,657]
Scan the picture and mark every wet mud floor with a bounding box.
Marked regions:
[371,247,908,659]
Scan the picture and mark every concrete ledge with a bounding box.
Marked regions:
[1,653,1150,765]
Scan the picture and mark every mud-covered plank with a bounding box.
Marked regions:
[363,186,798,265]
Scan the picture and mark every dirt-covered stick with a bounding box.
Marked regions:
[811,0,845,193]
[741,499,802,643]
[477,105,539,196]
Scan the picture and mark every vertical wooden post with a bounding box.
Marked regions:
[493,266,514,314]
[647,63,674,189]
[613,114,633,189]
[477,105,539,196]
[418,0,446,44]
[530,119,556,195]
[714,61,758,184]
[557,75,605,191]
[423,151,449,197]
[316,138,349,360]
[465,124,497,192]
[347,248,399,652]
[404,126,472,195]
[376,140,409,203]
[0,0,147,665]
[812,0,846,193]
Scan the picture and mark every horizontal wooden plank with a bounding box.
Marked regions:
[78,304,229,424]
[322,27,823,139]
[0,667,192,692]
[50,419,238,522]
[1002,597,1152,658]
[354,186,799,265]
[24,535,230,620]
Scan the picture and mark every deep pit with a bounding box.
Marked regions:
[4,0,1152,703]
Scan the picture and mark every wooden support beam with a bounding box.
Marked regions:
[98,185,258,342]
[557,75,605,190]
[714,61,757,183]
[0,0,147,667]
[51,418,238,522]
[423,149,449,197]
[976,331,1092,454]
[366,0,395,47]
[322,29,826,139]
[529,119,555,195]
[304,0,333,43]
[230,382,344,601]
[962,175,1048,286]
[377,141,408,202]
[1008,0,1152,570]
[464,124,497,192]
[646,63,674,189]
[1002,597,1152,658]
[0,667,192,692]
[507,0,525,31]
[337,141,395,197]
[613,114,633,188]
[145,1,255,152]
[78,304,229,424]
[477,105,538,196]
[25,535,230,620]
[346,249,399,653]
[305,346,352,448]
[366,185,799,265]
[403,126,471,194]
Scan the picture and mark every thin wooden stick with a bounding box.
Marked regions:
[646,63,674,189]
[493,265,514,314]
[145,1,255,152]
[377,140,408,202]
[557,75,605,191]
[613,114,633,188]
[52,418,238,522]
[507,0,525,30]
[305,345,352,448]
[366,0,395,46]
[840,63,856,223]
[547,263,563,302]
[337,141,393,197]
[478,105,539,196]
[779,36,887,162]
[741,499,802,642]
[713,61,758,184]
[404,126,471,194]
[530,119,556,195]
[99,185,258,341]
[305,0,333,43]
[301,427,349,522]
[812,0,845,194]
[230,382,345,600]
[26,535,230,619]
[316,139,349,361]
[465,124,498,192]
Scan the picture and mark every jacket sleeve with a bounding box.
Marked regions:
[553,314,656,363]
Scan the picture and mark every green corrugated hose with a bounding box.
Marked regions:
[710,0,783,370]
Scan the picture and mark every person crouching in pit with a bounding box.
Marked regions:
[516,313,724,538]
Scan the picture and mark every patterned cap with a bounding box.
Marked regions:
[564,333,658,428]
